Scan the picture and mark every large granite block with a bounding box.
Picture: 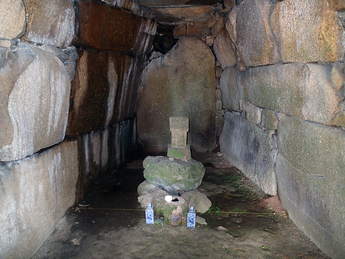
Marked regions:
[213,27,237,69]
[272,0,345,63]
[22,0,75,48]
[0,139,79,259]
[226,0,280,67]
[137,37,216,153]
[77,0,156,55]
[276,154,345,259]
[220,112,277,195]
[75,119,136,201]
[239,63,340,125]
[220,66,242,111]
[278,116,345,185]
[66,50,142,135]
[0,0,25,40]
[0,43,71,161]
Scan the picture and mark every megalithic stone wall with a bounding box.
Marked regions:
[0,0,154,258]
[0,119,136,259]
[0,43,71,162]
[218,0,345,258]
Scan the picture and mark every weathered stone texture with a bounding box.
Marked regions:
[260,109,278,130]
[239,63,340,125]
[0,118,136,258]
[0,0,26,40]
[75,119,136,201]
[143,156,205,194]
[66,50,141,136]
[328,0,345,11]
[181,190,212,214]
[220,66,241,111]
[151,6,215,25]
[22,0,75,48]
[0,139,79,259]
[0,43,71,161]
[242,101,262,125]
[137,37,216,153]
[226,0,280,67]
[213,28,237,69]
[220,112,277,195]
[100,0,140,13]
[277,116,345,258]
[77,0,156,54]
[278,116,345,184]
[276,155,345,259]
[272,0,345,63]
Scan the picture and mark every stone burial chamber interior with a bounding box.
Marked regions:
[1,0,345,258]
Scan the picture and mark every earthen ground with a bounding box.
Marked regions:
[32,153,330,259]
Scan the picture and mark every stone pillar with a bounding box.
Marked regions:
[167,117,191,160]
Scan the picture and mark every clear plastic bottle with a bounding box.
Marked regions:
[187,207,196,229]
[145,203,154,224]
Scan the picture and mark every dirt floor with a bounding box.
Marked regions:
[32,153,330,259]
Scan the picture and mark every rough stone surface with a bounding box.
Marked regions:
[22,0,75,48]
[213,27,237,69]
[260,109,278,130]
[276,154,345,259]
[278,116,345,184]
[333,111,345,128]
[272,0,345,63]
[137,37,216,153]
[100,0,140,14]
[0,139,79,259]
[143,156,205,194]
[74,119,137,203]
[239,63,340,125]
[328,0,345,11]
[0,0,26,40]
[0,43,71,161]
[220,66,241,111]
[150,6,215,25]
[242,101,262,125]
[220,112,277,195]
[226,0,280,67]
[137,180,170,214]
[277,116,345,259]
[211,17,224,37]
[77,0,156,54]
[181,190,212,214]
[66,50,142,135]
[331,62,345,92]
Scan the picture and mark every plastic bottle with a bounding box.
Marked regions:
[145,203,154,224]
[187,207,196,229]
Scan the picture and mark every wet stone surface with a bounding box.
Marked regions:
[32,154,330,259]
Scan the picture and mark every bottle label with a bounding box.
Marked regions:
[187,212,195,228]
[146,208,154,224]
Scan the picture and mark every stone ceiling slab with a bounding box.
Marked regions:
[137,0,221,7]
[150,5,216,25]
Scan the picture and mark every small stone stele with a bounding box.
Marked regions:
[168,117,191,160]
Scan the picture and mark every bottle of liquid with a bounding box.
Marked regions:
[187,207,196,229]
[145,203,154,224]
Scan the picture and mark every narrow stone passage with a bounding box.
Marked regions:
[32,154,329,259]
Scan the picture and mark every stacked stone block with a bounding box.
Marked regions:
[0,0,154,258]
[218,0,345,258]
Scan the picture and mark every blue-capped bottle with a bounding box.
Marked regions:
[187,207,196,229]
[145,203,154,224]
